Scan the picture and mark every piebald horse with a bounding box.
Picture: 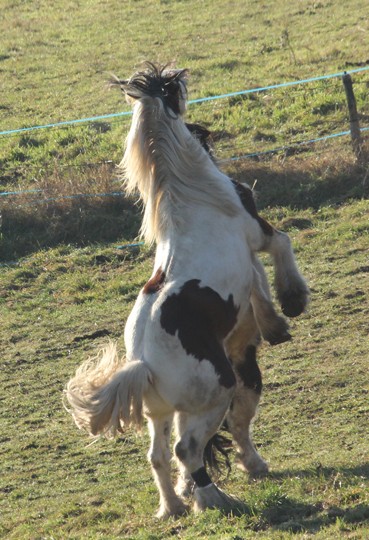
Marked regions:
[66,64,309,517]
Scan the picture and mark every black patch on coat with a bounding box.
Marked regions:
[232,181,274,237]
[143,268,166,294]
[191,466,212,488]
[189,436,198,456]
[174,441,187,461]
[160,279,238,388]
[235,345,262,394]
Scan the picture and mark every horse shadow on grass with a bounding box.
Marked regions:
[0,193,142,262]
[229,157,369,211]
[1,156,368,262]
[231,463,369,534]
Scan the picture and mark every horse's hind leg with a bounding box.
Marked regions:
[227,345,268,477]
[175,450,194,499]
[147,414,187,518]
[174,406,247,514]
[226,312,268,476]
[268,230,310,318]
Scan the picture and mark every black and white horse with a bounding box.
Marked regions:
[66,64,309,517]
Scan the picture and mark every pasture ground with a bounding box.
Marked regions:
[1,197,368,539]
[1,0,369,538]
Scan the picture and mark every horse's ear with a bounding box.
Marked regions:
[165,68,189,82]
[109,75,137,104]
[109,75,129,93]
[177,68,189,81]
[162,68,189,115]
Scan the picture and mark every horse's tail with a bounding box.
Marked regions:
[204,424,232,479]
[64,342,152,438]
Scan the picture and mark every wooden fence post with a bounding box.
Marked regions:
[342,73,363,162]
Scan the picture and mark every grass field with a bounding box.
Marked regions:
[1,0,369,190]
[1,0,369,538]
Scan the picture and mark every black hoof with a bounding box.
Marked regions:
[280,291,308,318]
[267,331,292,346]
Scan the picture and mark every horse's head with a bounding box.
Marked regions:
[111,62,188,116]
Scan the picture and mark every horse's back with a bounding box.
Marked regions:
[124,272,250,413]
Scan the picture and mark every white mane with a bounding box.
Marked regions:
[120,97,240,244]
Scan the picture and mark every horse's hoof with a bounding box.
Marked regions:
[280,289,310,318]
[267,331,292,346]
[260,313,291,346]
[156,501,189,519]
[236,452,269,477]
[194,484,248,515]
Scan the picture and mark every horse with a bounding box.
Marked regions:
[110,68,308,321]
[114,68,309,484]
[65,63,309,518]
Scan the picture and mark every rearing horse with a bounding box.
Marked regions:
[66,64,308,517]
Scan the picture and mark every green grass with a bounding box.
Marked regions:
[1,0,369,538]
[1,202,368,539]
[1,0,369,187]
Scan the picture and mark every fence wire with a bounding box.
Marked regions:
[1,66,369,203]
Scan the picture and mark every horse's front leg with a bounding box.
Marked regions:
[266,230,310,317]
[250,257,291,345]
[244,206,309,318]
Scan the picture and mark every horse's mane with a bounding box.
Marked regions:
[119,63,240,244]
[119,62,188,116]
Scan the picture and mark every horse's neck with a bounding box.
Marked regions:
[154,203,238,263]
[123,98,241,244]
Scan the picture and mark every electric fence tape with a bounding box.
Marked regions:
[1,66,369,137]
